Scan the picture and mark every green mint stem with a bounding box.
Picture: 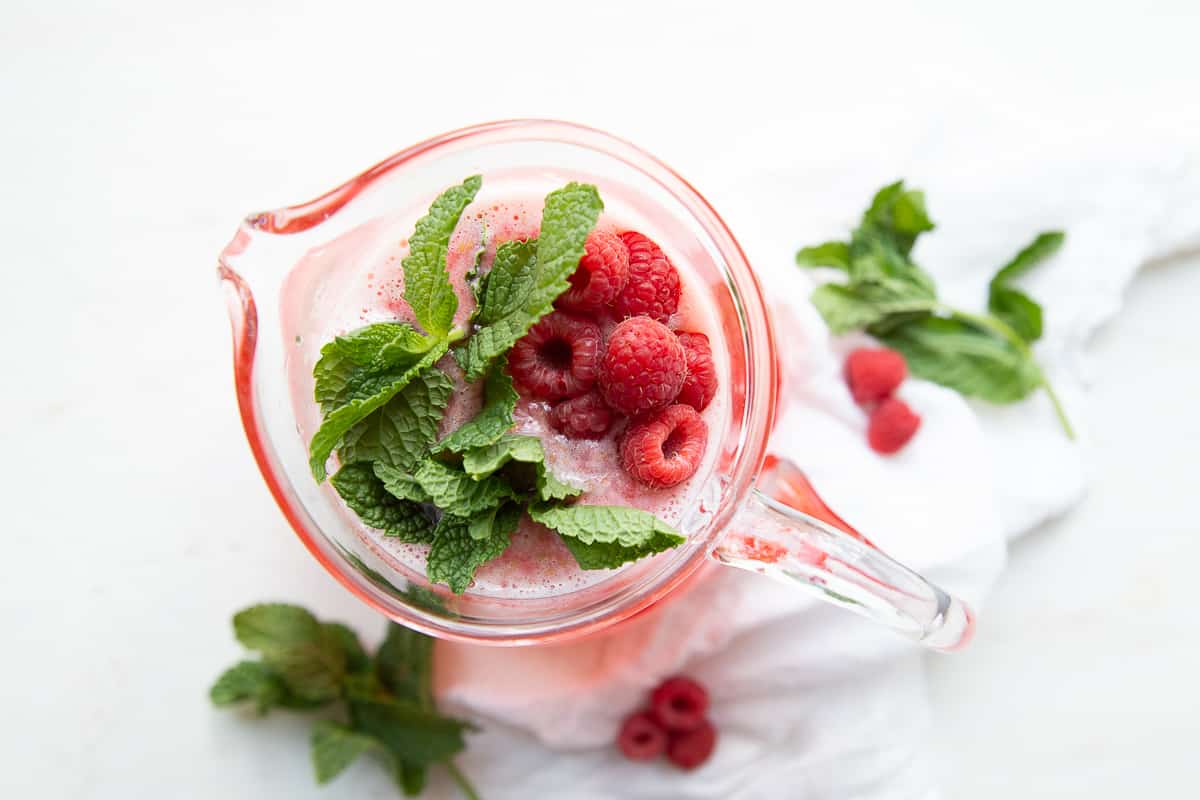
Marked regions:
[445,760,481,800]
[937,304,1076,440]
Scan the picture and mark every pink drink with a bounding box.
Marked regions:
[283,192,730,599]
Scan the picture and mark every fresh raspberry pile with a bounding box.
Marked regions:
[616,675,718,770]
[508,229,718,488]
[843,347,921,454]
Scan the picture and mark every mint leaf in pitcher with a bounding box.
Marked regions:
[402,175,480,338]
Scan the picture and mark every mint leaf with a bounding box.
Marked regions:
[460,433,545,478]
[467,501,523,541]
[414,459,514,517]
[427,513,513,593]
[233,604,322,652]
[310,342,448,481]
[811,283,935,334]
[338,367,453,471]
[402,175,480,337]
[460,183,602,379]
[375,622,434,705]
[987,231,1064,343]
[372,463,432,504]
[313,323,435,414]
[321,622,370,674]
[858,180,935,256]
[209,661,286,713]
[331,463,435,542]
[476,239,538,325]
[310,720,378,784]
[435,358,518,454]
[991,230,1065,286]
[987,287,1043,344]
[347,695,469,767]
[231,605,348,702]
[795,240,850,270]
[462,434,583,502]
[528,504,685,570]
[877,316,1042,403]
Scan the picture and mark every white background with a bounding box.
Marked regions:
[3,1,1199,797]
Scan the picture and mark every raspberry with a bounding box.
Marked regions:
[845,347,907,405]
[675,332,718,411]
[508,312,601,401]
[612,231,681,323]
[550,391,613,439]
[667,719,717,770]
[868,396,921,454]
[617,711,667,761]
[599,317,687,416]
[557,230,630,313]
[619,404,707,488]
[650,676,709,732]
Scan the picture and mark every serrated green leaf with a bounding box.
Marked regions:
[876,316,1042,403]
[435,358,518,454]
[476,239,538,325]
[331,463,435,542]
[347,695,470,766]
[233,604,322,652]
[337,367,453,471]
[858,180,935,256]
[372,463,432,504]
[528,504,685,570]
[795,240,850,270]
[375,622,435,705]
[987,231,1063,343]
[321,622,370,674]
[310,720,378,784]
[310,342,449,481]
[209,661,286,713]
[460,183,602,379]
[261,626,349,703]
[991,231,1065,286]
[460,433,545,478]
[402,175,480,337]
[988,286,1043,342]
[313,323,434,414]
[810,283,935,334]
[231,605,348,702]
[427,513,513,593]
[414,460,514,517]
[462,434,584,502]
[466,501,523,541]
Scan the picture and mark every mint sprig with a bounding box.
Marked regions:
[211,604,479,799]
[797,181,1073,437]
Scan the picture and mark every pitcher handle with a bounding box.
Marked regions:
[714,458,975,652]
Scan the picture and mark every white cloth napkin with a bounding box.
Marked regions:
[432,101,1200,799]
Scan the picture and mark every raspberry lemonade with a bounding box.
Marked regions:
[298,177,729,598]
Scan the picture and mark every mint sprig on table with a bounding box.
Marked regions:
[308,177,687,594]
[796,181,1074,437]
[211,604,478,798]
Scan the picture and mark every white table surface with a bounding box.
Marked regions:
[4,2,1198,797]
